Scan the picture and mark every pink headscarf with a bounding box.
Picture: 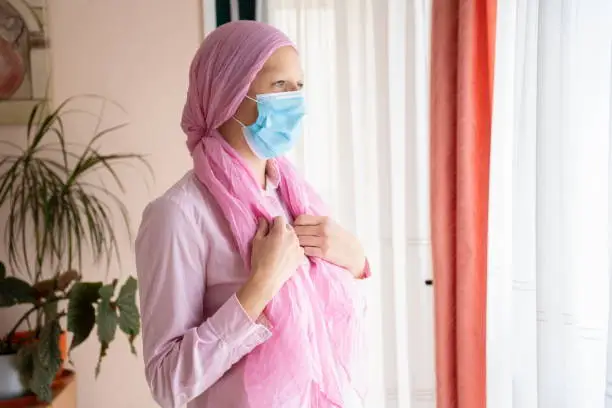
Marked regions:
[181,21,366,407]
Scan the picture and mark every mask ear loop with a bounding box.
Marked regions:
[233,94,259,126]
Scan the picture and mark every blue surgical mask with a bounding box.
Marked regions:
[234,90,305,159]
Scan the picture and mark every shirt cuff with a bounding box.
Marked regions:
[203,294,272,357]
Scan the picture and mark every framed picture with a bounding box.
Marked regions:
[0,0,49,126]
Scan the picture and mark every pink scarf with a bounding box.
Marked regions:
[181,21,366,407]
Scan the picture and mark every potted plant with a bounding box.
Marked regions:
[0,97,150,402]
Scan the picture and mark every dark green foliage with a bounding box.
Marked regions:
[0,97,149,402]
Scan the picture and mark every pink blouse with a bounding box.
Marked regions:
[134,171,368,408]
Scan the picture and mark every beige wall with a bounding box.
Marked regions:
[0,0,202,406]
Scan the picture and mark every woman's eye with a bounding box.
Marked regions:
[273,81,286,88]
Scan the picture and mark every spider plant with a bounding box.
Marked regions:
[0,96,151,402]
[0,96,149,280]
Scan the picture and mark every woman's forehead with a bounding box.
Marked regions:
[261,46,301,71]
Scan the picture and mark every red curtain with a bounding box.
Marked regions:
[430,0,496,407]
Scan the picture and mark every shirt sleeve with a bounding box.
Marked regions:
[135,198,272,408]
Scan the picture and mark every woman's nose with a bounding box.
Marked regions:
[286,82,300,92]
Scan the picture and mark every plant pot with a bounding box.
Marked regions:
[0,352,27,400]
[0,331,68,401]
[0,370,74,406]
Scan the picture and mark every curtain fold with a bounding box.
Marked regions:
[488,1,612,407]
[430,0,495,407]
[607,40,612,406]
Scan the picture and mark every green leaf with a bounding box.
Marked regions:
[96,283,116,343]
[16,345,35,393]
[95,283,117,377]
[116,277,140,355]
[20,320,62,403]
[0,276,37,307]
[30,355,54,403]
[67,282,102,350]
[37,320,63,371]
[42,301,58,324]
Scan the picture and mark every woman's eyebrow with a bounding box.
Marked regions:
[259,66,304,81]
[259,65,281,74]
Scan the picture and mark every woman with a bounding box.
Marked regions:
[135,21,370,408]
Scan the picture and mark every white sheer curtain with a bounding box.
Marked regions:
[607,41,612,405]
[265,1,434,407]
[487,1,612,407]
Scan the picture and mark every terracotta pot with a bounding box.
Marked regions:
[0,331,68,401]
[0,369,74,405]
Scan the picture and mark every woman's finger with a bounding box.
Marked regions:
[293,225,322,237]
[303,246,324,258]
[298,235,323,248]
[255,218,269,238]
[294,214,326,226]
[270,216,285,234]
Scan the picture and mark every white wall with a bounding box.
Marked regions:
[0,1,202,406]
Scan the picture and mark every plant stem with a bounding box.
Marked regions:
[6,296,68,344]
[6,306,39,343]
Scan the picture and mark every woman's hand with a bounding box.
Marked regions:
[250,216,304,286]
[237,216,304,320]
[293,214,366,278]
